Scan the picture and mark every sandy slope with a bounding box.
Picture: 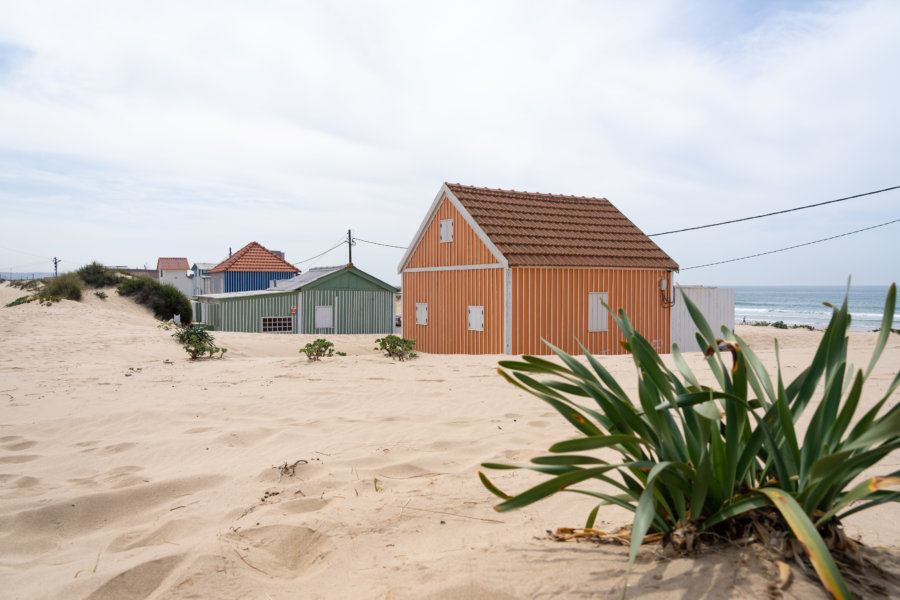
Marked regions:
[0,282,897,599]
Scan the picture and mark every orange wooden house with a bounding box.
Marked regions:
[398,183,679,355]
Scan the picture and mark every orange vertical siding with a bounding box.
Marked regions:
[402,268,504,354]
[510,267,671,356]
[406,195,500,268]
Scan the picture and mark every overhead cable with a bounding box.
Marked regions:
[649,185,900,237]
[0,244,51,260]
[292,240,347,265]
[354,237,408,250]
[680,217,900,271]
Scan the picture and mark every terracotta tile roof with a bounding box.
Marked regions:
[209,242,300,273]
[156,257,189,271]
[446,184,679,270]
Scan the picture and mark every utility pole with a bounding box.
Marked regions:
[52,257,61,278]
[347,229,353,265]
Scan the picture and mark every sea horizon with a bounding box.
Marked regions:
[730,284,898,332]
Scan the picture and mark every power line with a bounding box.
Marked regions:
[0,244,51,260]
[649,185,900,237]
[292,240,347,265]
[354,237,408,250]
[680,217,900,271]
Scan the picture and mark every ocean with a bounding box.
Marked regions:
[734,285,899,332]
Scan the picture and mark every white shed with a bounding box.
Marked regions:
[670,286,735,352]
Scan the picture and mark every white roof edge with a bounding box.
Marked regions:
[397,183,508,273]
[397,184,450,273]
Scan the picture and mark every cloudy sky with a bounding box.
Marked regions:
[1,0,897,287]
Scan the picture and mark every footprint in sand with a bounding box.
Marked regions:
[85,554,184,600]
[0,475,223,558]
[0,454,39,463]
[102,442,137,454]
[3,439,37,451]
[223,525,334,578]
[108,518,195,553]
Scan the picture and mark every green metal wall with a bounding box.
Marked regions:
[301,289,393,334]
[208,292,298,333]
[206,302,223,330]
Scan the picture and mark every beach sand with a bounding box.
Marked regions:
[1,281,897,599]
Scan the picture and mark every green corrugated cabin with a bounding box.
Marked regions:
[195,264,397,334]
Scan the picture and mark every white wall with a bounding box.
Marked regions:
[159,270,195,299]
[670,286,735,352]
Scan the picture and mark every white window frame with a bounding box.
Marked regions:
[415,302,428,326]
[467,305,484,332]
[315,305,334,329]
[261,315,293,334]
[439,218,454,243]
[588,292,609,332]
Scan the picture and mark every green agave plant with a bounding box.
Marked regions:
[480,283,900,599]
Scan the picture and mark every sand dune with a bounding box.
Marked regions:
[0,282,897,599]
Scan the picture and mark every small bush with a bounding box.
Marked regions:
[301,338,335,361]
[94,291,108,300]
[172,322,211,344]
[76,262,122,288]
[5,295,33,307]
[374,335,417,360]
[118,276,192,323]
[173,324,225,360]
[40,273,83,301]
[10,279,45,292]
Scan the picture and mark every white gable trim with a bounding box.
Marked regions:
[397,183,509,273]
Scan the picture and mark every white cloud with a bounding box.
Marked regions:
[0,0,897,285]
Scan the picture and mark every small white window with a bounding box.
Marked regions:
[439,218,454,243]
[467,305,484,331]
[588,292,609,332]
[262,316,293,333]
[415,302,428,326]
[315,305,334,329]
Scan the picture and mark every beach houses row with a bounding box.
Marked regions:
[159,241,396,335]
[154,183,727,354]
[196,264,396,335]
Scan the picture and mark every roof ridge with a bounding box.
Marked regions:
[446,182,607,202]
[209,241,299,273]
[439,183,678,270]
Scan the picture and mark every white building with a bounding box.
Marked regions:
[156,257,193,299]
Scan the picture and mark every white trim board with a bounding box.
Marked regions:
[402,263,503,273]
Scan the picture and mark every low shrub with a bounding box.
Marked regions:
[374,334,416,360]
[10,279,45,292]
[94,291,108,300]
[480,284,899,599]
[173,324,225,359]
[5,295,33,307]
[40,273,83,301]
[76,262,122,288]
[118,276,192,323]
[301,338,335,361]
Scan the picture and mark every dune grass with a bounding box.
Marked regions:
[481,283,899,598]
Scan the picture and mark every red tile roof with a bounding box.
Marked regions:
[446,184,679,270]
[156,257,189,271]
[209,241,299,273]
